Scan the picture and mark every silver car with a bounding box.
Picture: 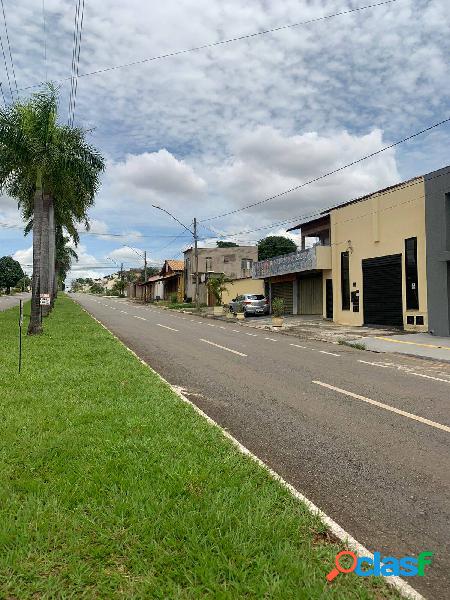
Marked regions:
[229,294,269,316]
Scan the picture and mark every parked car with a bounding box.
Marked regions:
[229,294,269,316]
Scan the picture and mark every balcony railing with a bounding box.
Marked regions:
[252,245,331,279]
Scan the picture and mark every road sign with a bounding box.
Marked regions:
[40,293,51,306]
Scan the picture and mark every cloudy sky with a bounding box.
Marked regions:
[0,0,449,282]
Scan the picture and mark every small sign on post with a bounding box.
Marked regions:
[40,293,51,306]
[18,299,23,374]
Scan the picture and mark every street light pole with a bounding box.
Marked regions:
[193,217,199,311]
[151,205,200,311]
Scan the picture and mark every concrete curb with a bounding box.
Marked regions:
[74,297,425,600]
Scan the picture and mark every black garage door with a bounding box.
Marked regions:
[362,254,403,327]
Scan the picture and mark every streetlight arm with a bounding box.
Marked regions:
[151,205,194,235]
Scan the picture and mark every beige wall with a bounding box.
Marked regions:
[184,246,258,300]
[330,178,428,331]
[222,278,264,305]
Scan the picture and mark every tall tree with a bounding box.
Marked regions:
[0,256,25,294]
[257,236,297,260]
[0,85,104,333]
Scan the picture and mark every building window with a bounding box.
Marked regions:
[405,237,419,309]
[241,258,253,270]
[341,251,350,310]
[223,254,236,263]
[205,257,212,272]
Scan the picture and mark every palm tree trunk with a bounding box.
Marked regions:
[40,194,51,317]
[28,186,44,335]
[48,197,56,307]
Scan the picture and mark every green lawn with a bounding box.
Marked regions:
[0,296,401,599]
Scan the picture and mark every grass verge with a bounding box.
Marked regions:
[0,296,401,599]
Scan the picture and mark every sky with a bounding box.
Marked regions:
[0,0,449,284]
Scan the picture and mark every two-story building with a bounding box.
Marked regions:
[252,165,450,335]
[184,246,259,305]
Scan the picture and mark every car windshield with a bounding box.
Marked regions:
[247,295,265,300]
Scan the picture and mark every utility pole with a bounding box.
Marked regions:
[144,251,148,302]
[151,205,199,311]
[194,217,199,311]
[120,262,124,297]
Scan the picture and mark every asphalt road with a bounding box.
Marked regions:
[73,294,450,599]
[0,292,30,312]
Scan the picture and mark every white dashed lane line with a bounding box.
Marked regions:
[265,337,278,342]
[290,343,308,349]
[245,333,258,337]
[313,380,450,433]
[357,359,450,384]
[133,316,146,321]
[319,350,341,357]
[157,324,179,332]
[200,339,247,357]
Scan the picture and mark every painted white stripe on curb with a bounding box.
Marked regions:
[157,324,179,332]
[313,380,450,434]
[74,298,424,600]
[200,339,247,357]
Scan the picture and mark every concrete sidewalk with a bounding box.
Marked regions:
[358,333,450,362]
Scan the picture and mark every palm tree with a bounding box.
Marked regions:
[0,85,104,333]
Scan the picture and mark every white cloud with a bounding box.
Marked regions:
[3,0,449,266]
[109,150,207,196]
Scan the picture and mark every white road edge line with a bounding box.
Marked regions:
[313,380,450,434]
[74,299,424,600]
[358,359,450,384]
[319,350,341,357]
[200,338,247,357]
[157,324,179,332]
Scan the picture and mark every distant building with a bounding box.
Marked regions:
[183,246,258,305]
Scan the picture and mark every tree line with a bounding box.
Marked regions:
[0,85,104,334]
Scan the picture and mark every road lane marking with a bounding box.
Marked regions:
[207,323,216,327]
[290,343,308,349]
[232,329,240,333]
[134,316,146,321]
[265,337,278,342]
[120,310,128,314]
[358,360,389,368]
[374,336,450,351]
[245,332,258,337]
[319,350,340,357]
[219,326,226,329]
[200,339,247,357]
[157,324,179,332]
[312,381,450,433]
[358,360,450,384]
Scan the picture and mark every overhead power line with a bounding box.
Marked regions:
[42,0,48,81]
[203,168,450,240]
[68,0,86,126]
[17,0,399,92]
[0,0,18,96]
[200,115,450,222]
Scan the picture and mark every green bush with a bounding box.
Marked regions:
[272,297,285,317]
[170,292,178,304]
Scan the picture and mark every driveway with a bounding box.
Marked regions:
[73,293,450,599]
